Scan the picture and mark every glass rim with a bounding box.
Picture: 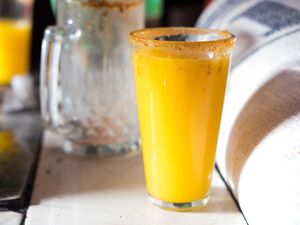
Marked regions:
[63,0,143,6]
[129,27,236,50]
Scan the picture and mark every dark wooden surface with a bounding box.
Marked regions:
[0,112,42,212]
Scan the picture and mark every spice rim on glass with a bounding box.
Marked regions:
[130,27,235,211]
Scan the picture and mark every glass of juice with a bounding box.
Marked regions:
[0,0,33,85]
[130,27,235,211]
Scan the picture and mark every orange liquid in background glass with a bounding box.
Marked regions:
[133,48,230,203]
[0,19,31,85]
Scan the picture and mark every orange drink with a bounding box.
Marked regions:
[130,28,235,210]
[0,19,31,85]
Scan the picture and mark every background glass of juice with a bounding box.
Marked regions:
[130,27,235,210]
[0,0,33,85]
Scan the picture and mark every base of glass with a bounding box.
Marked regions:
[148,194,209,211]
[63,140,140,157]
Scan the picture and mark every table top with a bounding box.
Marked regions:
[1,131,247,225]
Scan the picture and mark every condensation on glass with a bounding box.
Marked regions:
[40,0,144,156]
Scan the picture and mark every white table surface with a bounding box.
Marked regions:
[19,131,247,225]
[0,212,23,225]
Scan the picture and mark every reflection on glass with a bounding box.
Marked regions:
[0,130,15,155]
[0,113,41,207]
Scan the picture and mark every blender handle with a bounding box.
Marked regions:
[40,26,65,129]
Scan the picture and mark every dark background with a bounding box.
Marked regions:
[30,0,55,74]
[30,0,207,75]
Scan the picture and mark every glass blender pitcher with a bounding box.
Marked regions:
[40,0,144,156]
